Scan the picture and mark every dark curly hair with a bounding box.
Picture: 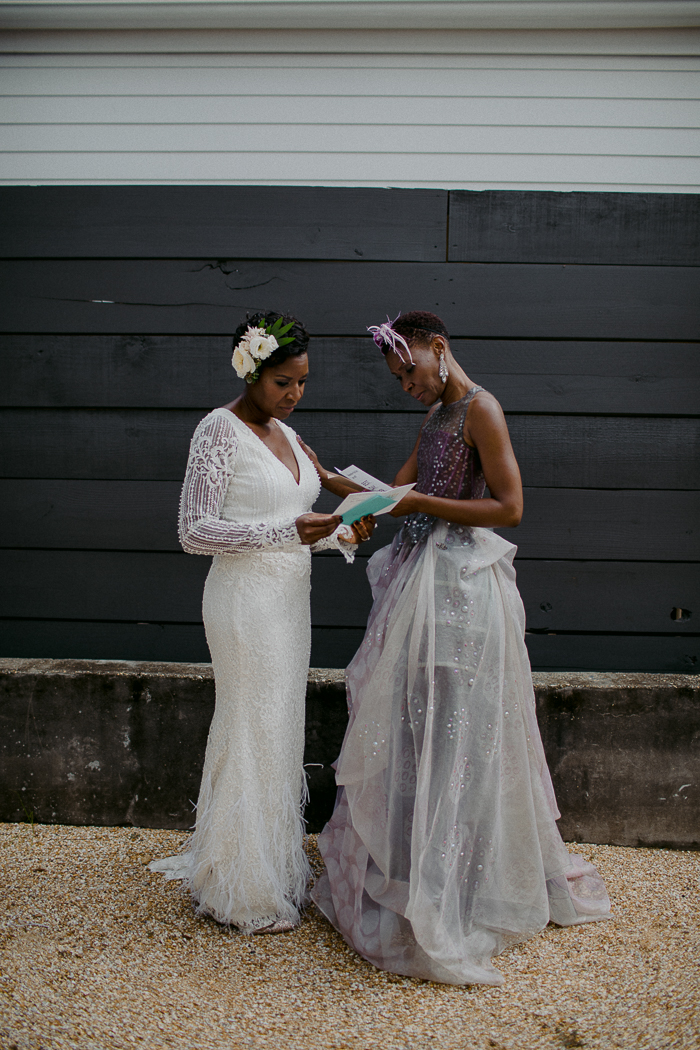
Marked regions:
[232,310,310,377]
[379,310,450,355]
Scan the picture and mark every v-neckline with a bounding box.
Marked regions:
[221,408,302,486]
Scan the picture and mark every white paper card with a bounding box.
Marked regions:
[333,464,388,492]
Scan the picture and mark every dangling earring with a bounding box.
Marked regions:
[438,351,448,383]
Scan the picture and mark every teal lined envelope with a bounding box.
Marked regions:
[339,493,395,525]
[334,482,416,526]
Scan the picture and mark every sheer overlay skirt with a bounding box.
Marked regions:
[312,525,610,984]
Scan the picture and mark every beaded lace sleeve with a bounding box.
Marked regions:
[311,529,356,564]
[178,413,300,555]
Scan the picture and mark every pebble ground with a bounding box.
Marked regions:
[1,823,698,1050]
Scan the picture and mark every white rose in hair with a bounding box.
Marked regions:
[232,345,256,378]
[249,333,279,361]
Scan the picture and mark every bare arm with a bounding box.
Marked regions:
[296,437,366,497]
[390,393,523,528]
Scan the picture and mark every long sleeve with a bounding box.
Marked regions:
[311,526,357,564]
[178,413,301,555]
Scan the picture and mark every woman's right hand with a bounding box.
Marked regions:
[348,515,376,544]
[296,513,342,545]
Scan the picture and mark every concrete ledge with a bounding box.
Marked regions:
[1,658,698,847]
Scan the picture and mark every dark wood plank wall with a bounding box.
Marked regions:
[0,187,698,672]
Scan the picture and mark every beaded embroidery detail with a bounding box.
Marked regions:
[401,386,486,546]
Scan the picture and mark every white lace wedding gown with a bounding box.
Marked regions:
[150,408,353,930]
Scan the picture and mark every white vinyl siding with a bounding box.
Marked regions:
[2,50,699,190]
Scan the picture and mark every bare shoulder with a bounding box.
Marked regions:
[464,389,509,445]
[468,389,506,423]
[470,387,503,413]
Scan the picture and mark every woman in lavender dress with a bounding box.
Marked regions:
[307,311,610,985]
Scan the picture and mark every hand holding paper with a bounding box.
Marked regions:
[332,465,415,526]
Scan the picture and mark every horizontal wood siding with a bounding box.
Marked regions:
[0,260,697,338]
[0,185,698,672]
[2,480,697,561]
[2,334,699,414]
[1,52,698,191]
[0,187,447,260]
[1,410,698,489]
[449,191,700,265]
[4,187,698,265]
[1,551,698,633]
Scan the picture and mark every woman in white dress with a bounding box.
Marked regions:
[151,312,373,934]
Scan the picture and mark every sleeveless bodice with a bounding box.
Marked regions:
[402,386,485,545]
[416,387,486,500]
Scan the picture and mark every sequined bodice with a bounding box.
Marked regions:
[416,388,486,501]
[402,387,486,545]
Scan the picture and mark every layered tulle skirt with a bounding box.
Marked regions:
[312,523,610,984]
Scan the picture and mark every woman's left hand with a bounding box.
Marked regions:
[297,436,331,481]
[346,515,376,544]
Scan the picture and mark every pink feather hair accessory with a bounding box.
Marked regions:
[367,314,415,365]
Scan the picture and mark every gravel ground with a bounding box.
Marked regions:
[1,824,698,1050]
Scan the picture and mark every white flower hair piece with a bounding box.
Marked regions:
[231,316,296,384]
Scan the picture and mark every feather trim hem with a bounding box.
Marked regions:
[181,770,312,928]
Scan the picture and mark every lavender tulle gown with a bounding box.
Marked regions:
[312,388,610,985]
